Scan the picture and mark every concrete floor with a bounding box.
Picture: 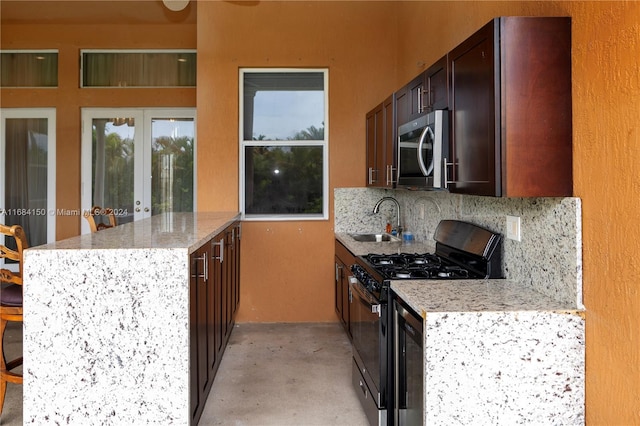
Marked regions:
[1,322,368,426]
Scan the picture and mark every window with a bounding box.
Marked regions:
[240,69,328,220]
[0,50,58,87]
[81,50,196,88]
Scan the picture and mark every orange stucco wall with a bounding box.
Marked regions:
[2,1,639,423]
[196,1,398,322]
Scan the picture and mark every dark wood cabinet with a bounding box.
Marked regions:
[210,235,224,370]
[366,94,395,188]
[426,55,449,112]
[230,222,241,321]
[221,221,241,345]
[447,17,572,197]
[190,220,241,425]
[335,240,355,338]
[396,55,449,126]
[190,243,212,424]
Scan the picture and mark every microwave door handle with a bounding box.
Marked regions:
[417,125,435,176]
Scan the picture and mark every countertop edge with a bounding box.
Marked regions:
[25,212,241,254]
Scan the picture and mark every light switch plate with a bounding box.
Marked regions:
[506,215,521,241]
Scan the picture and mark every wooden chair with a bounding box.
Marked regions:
[83,206,117,232]
[0,224,27,415]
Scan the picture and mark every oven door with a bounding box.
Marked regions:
[349,276,387,425]
[393,297,424,426]
[397,110,448,189]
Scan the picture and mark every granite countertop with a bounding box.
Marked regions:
[29,211,240,254]
[336,232,582,314]
[392,280,580,315]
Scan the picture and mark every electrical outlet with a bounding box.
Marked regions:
[506,215,521,241]
[419,205,425,220]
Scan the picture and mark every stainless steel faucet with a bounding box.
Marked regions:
[373,197,402,233]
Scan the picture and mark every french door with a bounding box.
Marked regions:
[81,108,196,234]
[0,108,56,262]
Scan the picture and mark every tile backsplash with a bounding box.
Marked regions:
[334,187,582,309]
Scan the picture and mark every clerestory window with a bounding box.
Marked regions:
[81,50,196,88]
[0,50,58,87]
[240,69,328,220]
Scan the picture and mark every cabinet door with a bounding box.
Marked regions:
[448,20,500,196]
[394,85,409,126]
[340,263,350,332]
[407,73,427,121]
[396,72,426,125]
[426,55,449,111]
[365,103,384,186]
[211,236,225,364]
[366,96,395,188]
[335,240,354,338]
[334,257,344,320]
[224,226,234,343]
[189,253,198,421]
[403,73,427,123]
[231,222,241,318]
[382,94,396,187]
[190,244,210,423]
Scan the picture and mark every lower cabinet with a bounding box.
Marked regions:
[190,221,241,425]
[335,240,355,338]
[190,243,211,424]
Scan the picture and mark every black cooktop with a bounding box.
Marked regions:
[362,252,478,280]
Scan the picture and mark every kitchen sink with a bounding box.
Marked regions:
[348,233,400,242]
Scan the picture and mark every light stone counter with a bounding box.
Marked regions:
[22,212,240,425]
[392,280,585,425]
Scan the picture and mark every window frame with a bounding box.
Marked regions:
[239,68,329,221]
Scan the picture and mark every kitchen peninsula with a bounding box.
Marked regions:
[22,212,240,425]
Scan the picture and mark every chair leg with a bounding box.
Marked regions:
[0,371,6,415]
[0,317,6,415]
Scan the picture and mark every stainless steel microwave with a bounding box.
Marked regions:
[396,110,449,189]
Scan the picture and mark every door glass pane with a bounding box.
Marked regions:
[3,118,48,247]
[91,118,135,224]
[151,118,194,215]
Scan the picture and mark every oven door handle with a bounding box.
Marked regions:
[349,277,381,317]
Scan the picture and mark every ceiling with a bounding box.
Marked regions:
[0,0,197,25]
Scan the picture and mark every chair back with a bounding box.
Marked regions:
[84,206,118,232]
[0,224,28,286]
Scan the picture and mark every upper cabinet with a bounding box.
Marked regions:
[396,55,449,125]
[366,94,396,188]
[447,17,572,197]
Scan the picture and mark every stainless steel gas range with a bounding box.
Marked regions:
[348,220,502,426]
